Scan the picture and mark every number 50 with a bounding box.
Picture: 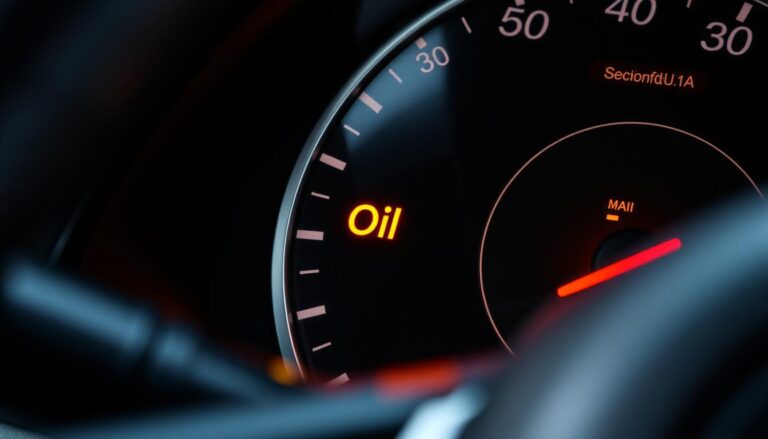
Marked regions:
[498,7,550,40]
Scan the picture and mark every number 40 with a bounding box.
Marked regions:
[605,0,657,26]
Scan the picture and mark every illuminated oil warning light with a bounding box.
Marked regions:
[348,204,403,240]
[606,214,620,222]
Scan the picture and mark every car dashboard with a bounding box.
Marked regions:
[0,0,766,436]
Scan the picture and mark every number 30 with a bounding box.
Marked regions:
[417,46,450,73]
[700,22,753,56]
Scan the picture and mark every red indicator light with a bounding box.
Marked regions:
[557,238,682,298]
[374,359,460,399]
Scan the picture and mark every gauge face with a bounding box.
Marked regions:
[480,121,762,352]
[273,0,767,383]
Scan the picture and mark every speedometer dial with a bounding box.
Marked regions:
[273,0,767,383]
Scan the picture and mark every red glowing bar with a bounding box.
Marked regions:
[557,238,682,298]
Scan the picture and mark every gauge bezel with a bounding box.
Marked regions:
[271,0,466,378]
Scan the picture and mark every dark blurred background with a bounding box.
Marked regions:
[0,0,440,429]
